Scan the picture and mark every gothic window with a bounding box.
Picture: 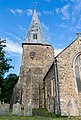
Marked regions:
[33,33,37,39]
[51,79,54,97]
[74,54,81,92]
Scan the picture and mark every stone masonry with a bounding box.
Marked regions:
[43,35,81,116]
[12,43,54,108]
[55,36,81,116]
[11,9,54,109]
[11,8,81,116]
[43,63,55,112]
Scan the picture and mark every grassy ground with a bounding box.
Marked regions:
[0,116,81,120]
[0,109,81,120]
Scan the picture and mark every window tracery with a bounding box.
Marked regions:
[74,54,81,92]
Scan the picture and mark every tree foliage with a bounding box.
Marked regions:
[0,38,18,102]
[0,39,13,79]
[2,74,18,103]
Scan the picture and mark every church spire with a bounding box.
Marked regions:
[24,9,48,44]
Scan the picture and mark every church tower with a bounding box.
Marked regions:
[11,9,54,108]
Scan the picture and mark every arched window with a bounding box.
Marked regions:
[74,54,81,92]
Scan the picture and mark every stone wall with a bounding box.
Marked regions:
[56,36,81,116]
[43,63,55,112]
[11,43,54,109]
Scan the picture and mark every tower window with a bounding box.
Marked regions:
[33,33,37,39]
[32,25,34,28]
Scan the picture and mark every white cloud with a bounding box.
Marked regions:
[70,1,81,24]
[16,9,23,14]
[9,9,24,15]
[9,8,33,16]
[37,12,41,16]
[26,9,33,16]
[60,1,81,24]
[61,4,70,20]
[54,48,63,56]
[55,8,60,14]
[55,4,70,20]
[5,39,22,54]
[58,23,68,28]
[6,32,22,41]
[43,10,54,15]
[9,9,16,15]
[41,23,49,31]
[74,1,81,10]
[76,25,81,29]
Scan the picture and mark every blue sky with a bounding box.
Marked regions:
[0,0,81,75]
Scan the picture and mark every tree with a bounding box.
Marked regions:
[0,38,13,101]
[2,74,18,103]
[0,39,13,78]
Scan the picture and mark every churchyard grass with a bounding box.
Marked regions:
[0,109,81,120]
[0,116,81,120]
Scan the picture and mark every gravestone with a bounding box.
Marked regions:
[24,100,32,116]
[0,103,10,116]
[12,102,21,116]
[4,104,10,115]
[68,98,79,116]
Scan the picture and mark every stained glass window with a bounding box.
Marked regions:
[74,55,81,92]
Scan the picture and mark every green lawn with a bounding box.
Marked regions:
[0,116,81,120]
[0,109,81,120]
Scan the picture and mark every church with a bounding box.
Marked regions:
[11,9,81,116]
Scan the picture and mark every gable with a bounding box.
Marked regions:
[55,36,81,59]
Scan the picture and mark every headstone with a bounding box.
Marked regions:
[0,103,10,116]
[68,98,79,116]
[12,102,21,116]
[2,101,4,104]
[4,104,10,115]
[24,100,32,116]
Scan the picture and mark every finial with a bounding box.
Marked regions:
[34,2,38,9]
[76,32,81,37]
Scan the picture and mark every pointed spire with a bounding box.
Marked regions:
[24,9,48,44]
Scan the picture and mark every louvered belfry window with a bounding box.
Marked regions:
[33,33,37,39]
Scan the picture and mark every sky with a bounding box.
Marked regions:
[0,0,81,75]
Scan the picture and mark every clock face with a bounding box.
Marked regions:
[30,51,36,60]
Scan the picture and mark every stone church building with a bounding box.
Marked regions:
[11,9,81,116]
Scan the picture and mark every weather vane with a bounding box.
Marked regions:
[34,2,38,9]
